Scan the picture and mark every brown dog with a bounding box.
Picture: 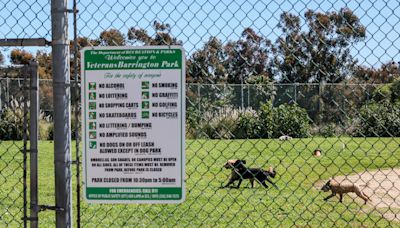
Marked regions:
[321,178,370,204]
[222,159,277,189]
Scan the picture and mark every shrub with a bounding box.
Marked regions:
[0,102,26,140]
[372,79,400,103]
[390,79,400,102]
[47,123,54,140]
[39,119,52,140]
[204,107,240,139]
[319,123,336,137]
[44,115,80,141]
[185,102,311,139]
[186,106,203,139]
[271,104,310,138]
[71,114,81,140]
[355,101,400,137]
[234,109,261,139]
[259,101,274,138]
[372,84,391,103]
[186,106,261,139]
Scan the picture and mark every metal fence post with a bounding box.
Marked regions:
[7,77,10,106]
[197,84,201,113]
[72,0,81,226]
[22,66,28,228]
[29,61,39,228]
[51,0,72,227]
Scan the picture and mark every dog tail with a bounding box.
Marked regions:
[359,181,369,187]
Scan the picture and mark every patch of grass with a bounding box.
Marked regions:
[1,137,399,227]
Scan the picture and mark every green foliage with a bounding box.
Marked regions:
[272,104,310,138]
[47,123,54,140]
[185,106,201,139]
[0,105,26,140]
[277,8,366,83]
[127,21,182,46]
[259,102,310,138]
[187,28,273,84]
[373,84,392,103]
[259,101,274,138]
[390,79,400,102]
[319,123,337,137]
[355,101,400,137]
[41,115,79,140]
[372,78,400,103]
[234,110,261,139]
[71,114,80,140]
[186,102,310,139]
[39,119,52,140]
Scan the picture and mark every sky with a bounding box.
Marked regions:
[1,0,400,67]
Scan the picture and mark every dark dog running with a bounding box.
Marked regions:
[321,178,370,204]
[222,159,278,189]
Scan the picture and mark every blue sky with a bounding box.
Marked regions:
[1,0,400,67]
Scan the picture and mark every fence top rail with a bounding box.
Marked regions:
[0,77,390,86]
[0,65,26,69]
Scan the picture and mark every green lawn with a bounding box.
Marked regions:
[1,137,400,227]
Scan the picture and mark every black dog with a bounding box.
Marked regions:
[222,159,278,189]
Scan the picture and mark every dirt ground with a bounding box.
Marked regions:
[315,168,400,222]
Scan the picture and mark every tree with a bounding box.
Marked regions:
[187,37,227,84]
[99,29,125,46]
[353,61,399,84]
[276,8,366,83]
[188,28,274,85]
[36,50,52,79]
[225,28,274,84]
[69,36,101,79]
[0,51,4,64]
[10,49,34,64]
[127,21,182,45]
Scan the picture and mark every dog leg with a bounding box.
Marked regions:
[323,193,336,201]
[261,181,269,189]
[265,177,279,190]
[222,179,235,188]
[361,190,371,201]
[339,193,343,203]
[250,179,254,188]
[236,179,243,188]
[355,189,369,204]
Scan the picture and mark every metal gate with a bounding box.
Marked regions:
[0,63,39,227]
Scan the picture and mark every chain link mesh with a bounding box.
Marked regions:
[0,66,29,227]
[1,0,400,227]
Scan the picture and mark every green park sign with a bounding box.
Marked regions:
[81,46,185,203]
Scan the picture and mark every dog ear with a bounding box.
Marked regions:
[228,159,237,164]
[241,160,246,164]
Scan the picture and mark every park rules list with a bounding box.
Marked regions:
[81,46,185,203]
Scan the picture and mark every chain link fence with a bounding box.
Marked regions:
[1,0,400,227]
[0,66,29,227]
